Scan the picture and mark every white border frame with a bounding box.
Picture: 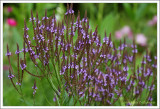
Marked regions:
[1,0,159,108]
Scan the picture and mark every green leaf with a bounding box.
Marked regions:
[99,13,116,39]
[123,3,134,20]
[55,94,60,106]
[79,95,84,101]
[12,27,23,47]
[62,91,69,106]
[98,3,104,24]
[36,3,57,12]
[26,3,34,15]
[119,96,125,106]
[135,4,148,21]
[75,101,81,106]
[69,96,74,106]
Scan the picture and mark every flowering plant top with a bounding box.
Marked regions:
[6,4,157,106]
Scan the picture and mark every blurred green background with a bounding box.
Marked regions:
[3,3,157,106]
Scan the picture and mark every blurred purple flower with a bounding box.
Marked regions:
[148,15,157,26]
[115,26,133,39]
[53,97,56,102]
[126,103,131,106]
[7,18,17,26]
[115,31,123,39]
[7,6,12,13]
[3,65,9,71]
[16,82,21,86]
[136,34,147,46]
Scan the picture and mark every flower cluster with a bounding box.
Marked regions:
[115,26,133,39]
[7,18,17,27]
[8,74,15,79]
[6,4,157,106]
[148,15,157,26]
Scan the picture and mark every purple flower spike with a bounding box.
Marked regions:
[82,18,87,22]
[32,80,37,95]
[148,96,153,102]
[149,85,155,91]
[29,17,35,22]
[29,18,32,22]
[141,60,146,64]
[16,82,21,86]
[25,35,29,39]
[53,97,56,102]
[26,28,29,31]
[8,74,15,79]
[20,63,27,70]
[154,56,157,60]
[132,49,138,53]
[6,52,11,56]
[33,90,36,95]
[15,50,21,54]
[128,56,133,62]
[22,48,28,52]
[107,100,111,105]
[65,9,74,15]
[126,103,131,106]
[152,64,157,68]
[60,70,64,75]
[123,66,129,72]
[147,103,152,106]
[131,44,137,48]
[123,59,127,63]
[32,85,37,90]
[79,91,83,95]
[103,36,109,43]
[42,17,49,20]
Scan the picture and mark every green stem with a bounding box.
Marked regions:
[40,81,52,106]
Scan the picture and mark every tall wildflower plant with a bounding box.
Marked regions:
[6,4,157,106]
